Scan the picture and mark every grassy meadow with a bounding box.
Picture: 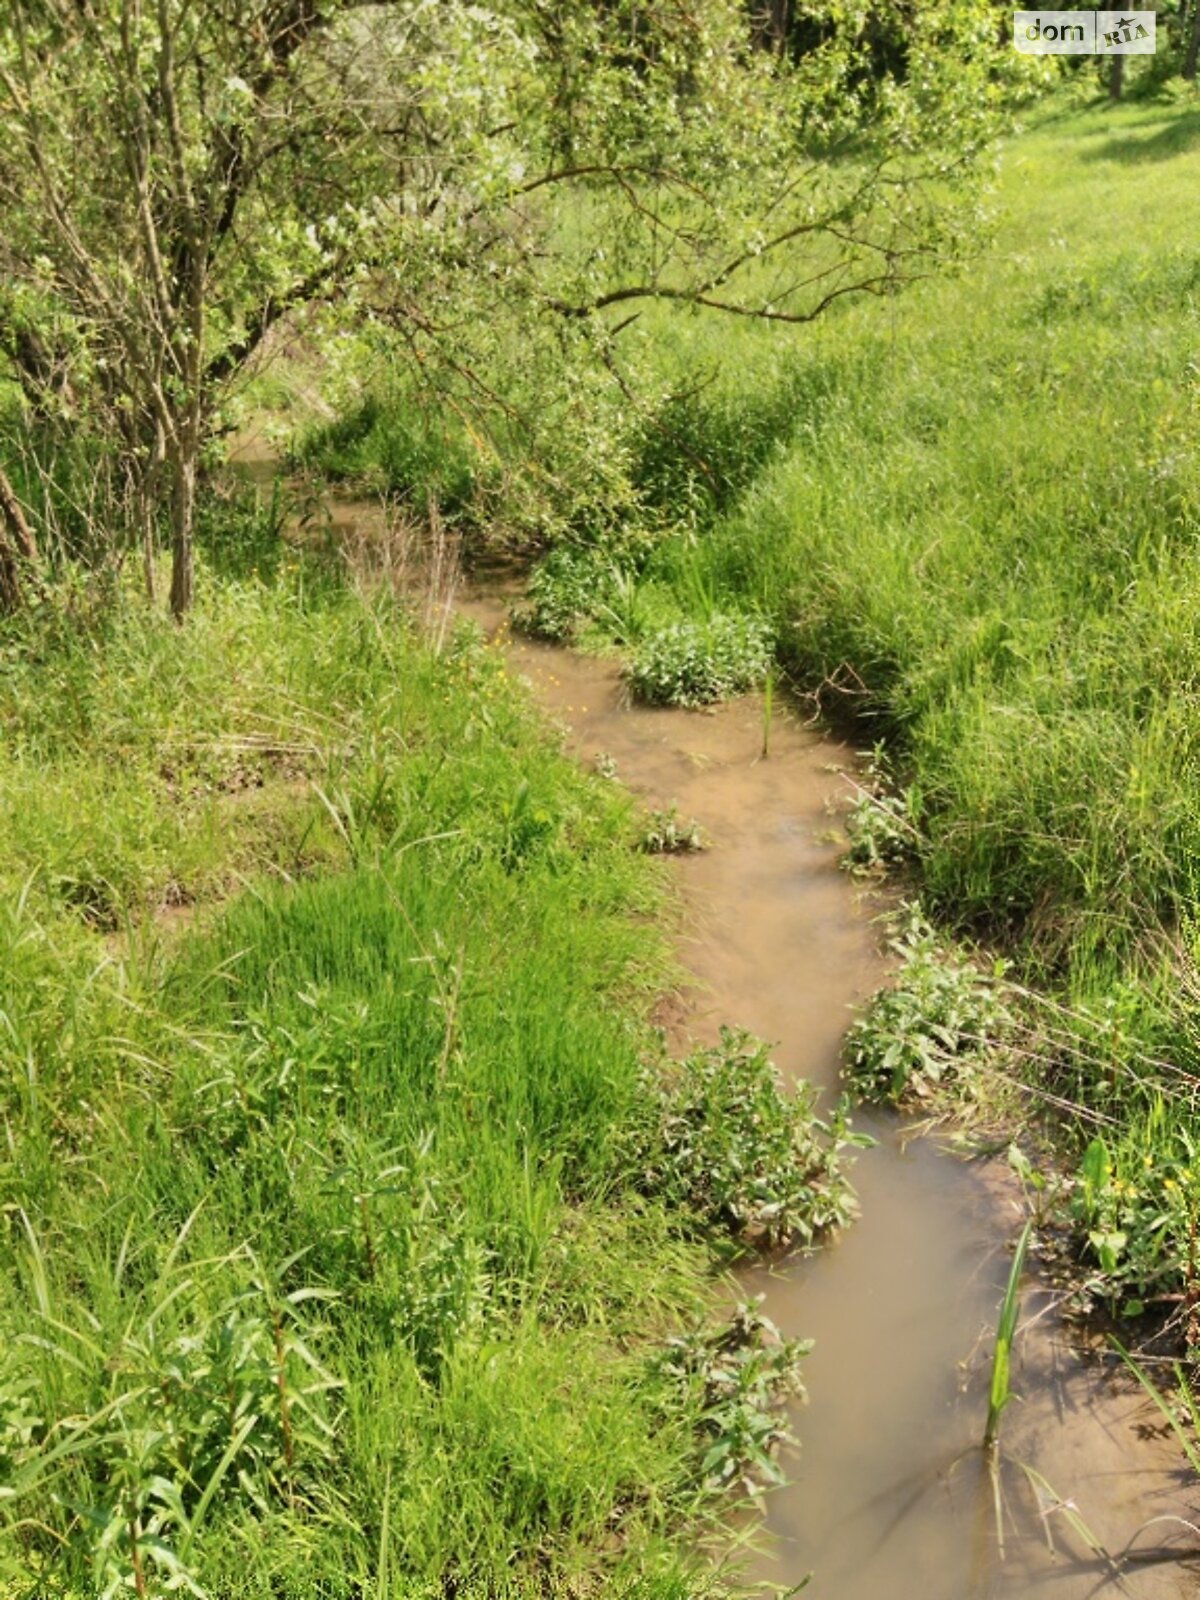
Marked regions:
[300,91,1200,1326]
[628,95,1200,1313]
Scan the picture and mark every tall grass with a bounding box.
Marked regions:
[644,100,1200,974]
[275,91,1200,1319]
[984,1222,1033,1451]
[0,548,812,1596]
[331,92,1200,1318]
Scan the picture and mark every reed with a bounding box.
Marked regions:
[984,1220,1032,1451]
[761,667,775,761]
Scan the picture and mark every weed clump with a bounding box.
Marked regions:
[844,905,1012,1103]
[657,1299,809,1498]
[522,545,624,641]
[628,614,773,707]
[634,1027,866,1251]
[843,748,917,876]
[639,806,705,855]
[1069,1117,1200,1319]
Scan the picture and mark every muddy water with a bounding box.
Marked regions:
[458,592,1197,1600]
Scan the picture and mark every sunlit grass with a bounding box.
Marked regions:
[0,568,734,1596]
[621,93,1200,1310]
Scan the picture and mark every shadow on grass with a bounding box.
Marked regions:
[1081,108,1200,165]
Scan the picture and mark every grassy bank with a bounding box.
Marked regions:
[618,95,1200,1327]
[631,95,1200,1320]
[300,92,1200,1331]
[0,528,857,1594]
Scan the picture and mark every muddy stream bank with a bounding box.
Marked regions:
[457,586,1195,1600]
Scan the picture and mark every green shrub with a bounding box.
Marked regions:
[842,748,918,876]
[656,1299,808,1499]
[629,351,837,528]
[0,1231,340,1600]
[844,905,1013,1102]
[627,613,773,707]
[633,1027,865,1251]
[843,788,914,876]
[522,546,625,641]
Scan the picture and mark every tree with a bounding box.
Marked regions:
[0,464,40,612]
[0,0,1011,616]
[1,0,394,614]
[1185,0,1200,80]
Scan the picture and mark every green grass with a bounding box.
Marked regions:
[648,95,1200,940]
[626,92,1200,1311]
[297,87,1200,1321]
[0,539,858,1596]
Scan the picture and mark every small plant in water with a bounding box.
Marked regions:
[843,788,914,876]
[761,667,776,760]
[628,613,773,707]
[639,806,705,854]
[984,1220,1033,1450]
[976,1223,1113,1568]
[520,546,623,641]
[842,744,916,876]
[633,1026,869,1251]
[844,902,1012,1102]
[657,1298,809,1499]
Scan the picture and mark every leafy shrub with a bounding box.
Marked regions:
[656,1299,808,1498]
[843,788,914,875]
[627,613,773,707]
[521,546,623,641]
[844,904,1012,1101]
[843,749,917,876]
[633,1027,865,1250]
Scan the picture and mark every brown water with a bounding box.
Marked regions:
[457,590,1198,1600]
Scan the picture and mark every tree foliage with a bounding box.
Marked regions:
[0,0,1021,612]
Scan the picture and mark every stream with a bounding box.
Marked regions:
[231,450,1197,1598]
[457,585,1196,1600]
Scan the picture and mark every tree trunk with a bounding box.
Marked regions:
[1109,51,1125,101]
[168,447,195,620]
[167,249,206,621]
[750,0,791,55]
[1186,2,1200,80]
[0,464,40,612]
[132,416,166,606]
